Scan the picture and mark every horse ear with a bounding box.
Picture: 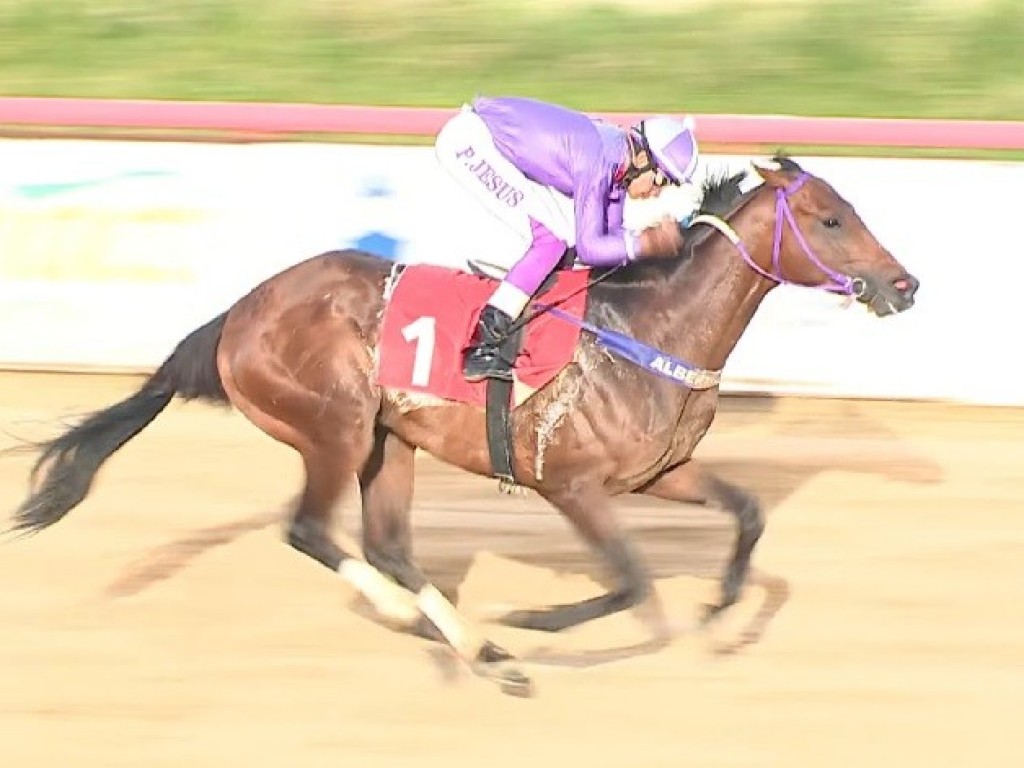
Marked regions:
[751,158,787,187]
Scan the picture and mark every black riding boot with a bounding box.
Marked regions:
[463,305,515,382]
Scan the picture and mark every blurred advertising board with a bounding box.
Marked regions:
[0,138,1020,405]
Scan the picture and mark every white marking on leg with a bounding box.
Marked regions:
[338,558,420,626]
[416,584,484,661]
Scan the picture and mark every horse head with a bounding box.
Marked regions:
[710,156,919,316]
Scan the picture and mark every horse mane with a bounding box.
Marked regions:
[593,153,798,288]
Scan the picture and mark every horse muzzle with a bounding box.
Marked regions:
[853,273,920,317]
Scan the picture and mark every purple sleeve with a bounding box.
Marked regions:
[571,147,640,267]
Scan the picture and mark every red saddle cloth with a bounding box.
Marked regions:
[375,264,590,407]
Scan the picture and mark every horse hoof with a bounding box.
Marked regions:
[699,601,729,627]
[475,661,534,698]
[477,639,516,664]
[474,641,534,697]
[497,667,535,698]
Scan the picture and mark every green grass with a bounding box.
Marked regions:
[1,0,1022,121]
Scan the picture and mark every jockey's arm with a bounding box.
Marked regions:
[571,175,639,267]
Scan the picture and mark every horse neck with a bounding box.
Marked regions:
[638,203,776,371]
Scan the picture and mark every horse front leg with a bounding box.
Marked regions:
[498,485,658,633]
[637,460,765,623]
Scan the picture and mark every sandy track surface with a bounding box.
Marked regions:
[1,371,1022,767]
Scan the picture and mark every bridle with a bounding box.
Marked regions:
[691,171,864,298]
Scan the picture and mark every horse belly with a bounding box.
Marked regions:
[381,398,503,478]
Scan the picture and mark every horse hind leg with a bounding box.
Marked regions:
[286,444,420,629]
[219,354,422,628]
[357,426,438,637]
[221,350,531,694]
[357,426,532,696]
[283,415,429,629]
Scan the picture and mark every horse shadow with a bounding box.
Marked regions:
[98,394,945,673]
[409,394,946,665]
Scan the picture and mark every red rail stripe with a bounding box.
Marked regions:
[1,97,1023,150]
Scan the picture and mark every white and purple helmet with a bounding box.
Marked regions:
[634,114,699,185]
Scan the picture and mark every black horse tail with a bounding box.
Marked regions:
[9,311,231,536]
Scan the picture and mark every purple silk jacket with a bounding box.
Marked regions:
[471,95,638,266]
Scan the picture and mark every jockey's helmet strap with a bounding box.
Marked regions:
[620,128,656,188]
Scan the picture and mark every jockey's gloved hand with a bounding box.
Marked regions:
[638,215,685,260]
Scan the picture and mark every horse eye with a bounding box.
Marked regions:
[823,216,841,229]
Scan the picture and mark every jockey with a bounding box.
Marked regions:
[434,94,700,382]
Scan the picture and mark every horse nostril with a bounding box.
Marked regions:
[893,275,919,299]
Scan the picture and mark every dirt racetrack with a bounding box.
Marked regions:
[1,371,1022,767]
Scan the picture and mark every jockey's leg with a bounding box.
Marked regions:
[463,218,565,382]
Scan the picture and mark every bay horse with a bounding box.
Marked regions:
[9,156,919,696]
